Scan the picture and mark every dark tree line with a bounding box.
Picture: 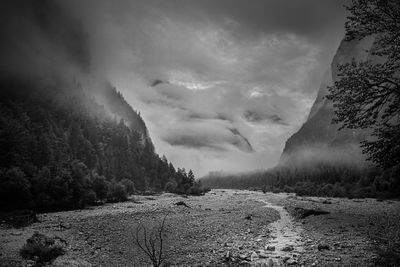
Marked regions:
[0,79,207,212]
[201,163,400,199]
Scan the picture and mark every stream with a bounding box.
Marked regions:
[252,198,304,266]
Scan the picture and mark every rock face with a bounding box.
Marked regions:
[280,36,376,166]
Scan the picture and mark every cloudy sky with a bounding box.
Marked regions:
[2,0,350,176]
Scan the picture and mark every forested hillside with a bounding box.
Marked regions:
[201,163,399,199]
[0,79,204,212]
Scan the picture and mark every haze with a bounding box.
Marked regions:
[1,0,350,176]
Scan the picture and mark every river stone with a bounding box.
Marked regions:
[258,251,268,258]
[51,256,92,267]
[286,258,298,265]
[266,245,276,251]
[281,245,294,252]
[317,244,330,250]
[250,251,258,260]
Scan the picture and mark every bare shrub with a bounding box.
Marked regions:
[134,214,168,267]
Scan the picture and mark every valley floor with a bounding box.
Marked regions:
[0,189,399,266]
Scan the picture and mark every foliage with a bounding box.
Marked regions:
[107,180,128,202]
[0,210,38,228]
[91,174,109,202]
[202,0,400,200]
[163,168,209,196]
[121,178,135,195]
[370,212,400,266]
[20,232,65,265]
[326,0,400,169]
[187,180,211,196]
[0,80,198,212]
[201,163,400,199]
[0,167,32,210]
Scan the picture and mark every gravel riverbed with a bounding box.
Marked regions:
[1,189,399,266]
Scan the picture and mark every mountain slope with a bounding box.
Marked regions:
[280,36,376,166]
[0,78,178,211]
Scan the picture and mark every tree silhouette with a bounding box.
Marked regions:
[327,0,400,168]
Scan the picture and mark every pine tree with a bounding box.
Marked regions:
[188,170,195,187]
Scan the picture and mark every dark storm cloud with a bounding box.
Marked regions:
[162,125,253,152]
[185,112,233,123]
[74,0,347,175]
[150,79,168,87]
[178,0,348,38]
[0,0,349,175]
[243,110,286,125]
[0,0,90,80]
[163,134,229,152]
[163,129,253,152]
[121,0,349,47]
[228,128,253,152]
[33,1,90,71]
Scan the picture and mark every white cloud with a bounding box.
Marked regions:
[66,0,346,176]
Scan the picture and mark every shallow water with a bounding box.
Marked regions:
[252,198,304,266]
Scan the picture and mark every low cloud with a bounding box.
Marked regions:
[0,0,349,176]
[162,120,253,152]
[0,0,90,81]
[243,110,286,125]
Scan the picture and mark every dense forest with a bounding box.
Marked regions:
[201,163,400,199]
[0,79,207,212]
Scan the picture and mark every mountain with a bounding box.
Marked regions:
[0,78,181,211]
[99,83,154,150]
[0,0,208,212]
[280,36,376,167]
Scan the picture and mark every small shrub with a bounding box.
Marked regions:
[375,250,400,267]
[84,189,97,205]
[121,178,135,195]
[91,174,109,201]
[20,232,65,264]
[261,185,270,194]
[164,180,177,193]
[318,184,334,197]
[0,167,32,211]
[107,180,128,202]
[353,186,374,198]
[0,210,38,228]
[283,185,293,193]
[293,181,316,196]
[332,183,346,197]
[187,181,210,196]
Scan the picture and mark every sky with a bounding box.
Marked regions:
[1,0,350,176]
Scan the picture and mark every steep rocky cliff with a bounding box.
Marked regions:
[280,36,376,166]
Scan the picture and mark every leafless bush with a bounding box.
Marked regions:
[370,211,400,266]
[134,214,168,267]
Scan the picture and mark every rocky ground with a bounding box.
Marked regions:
[0,189,399,266]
